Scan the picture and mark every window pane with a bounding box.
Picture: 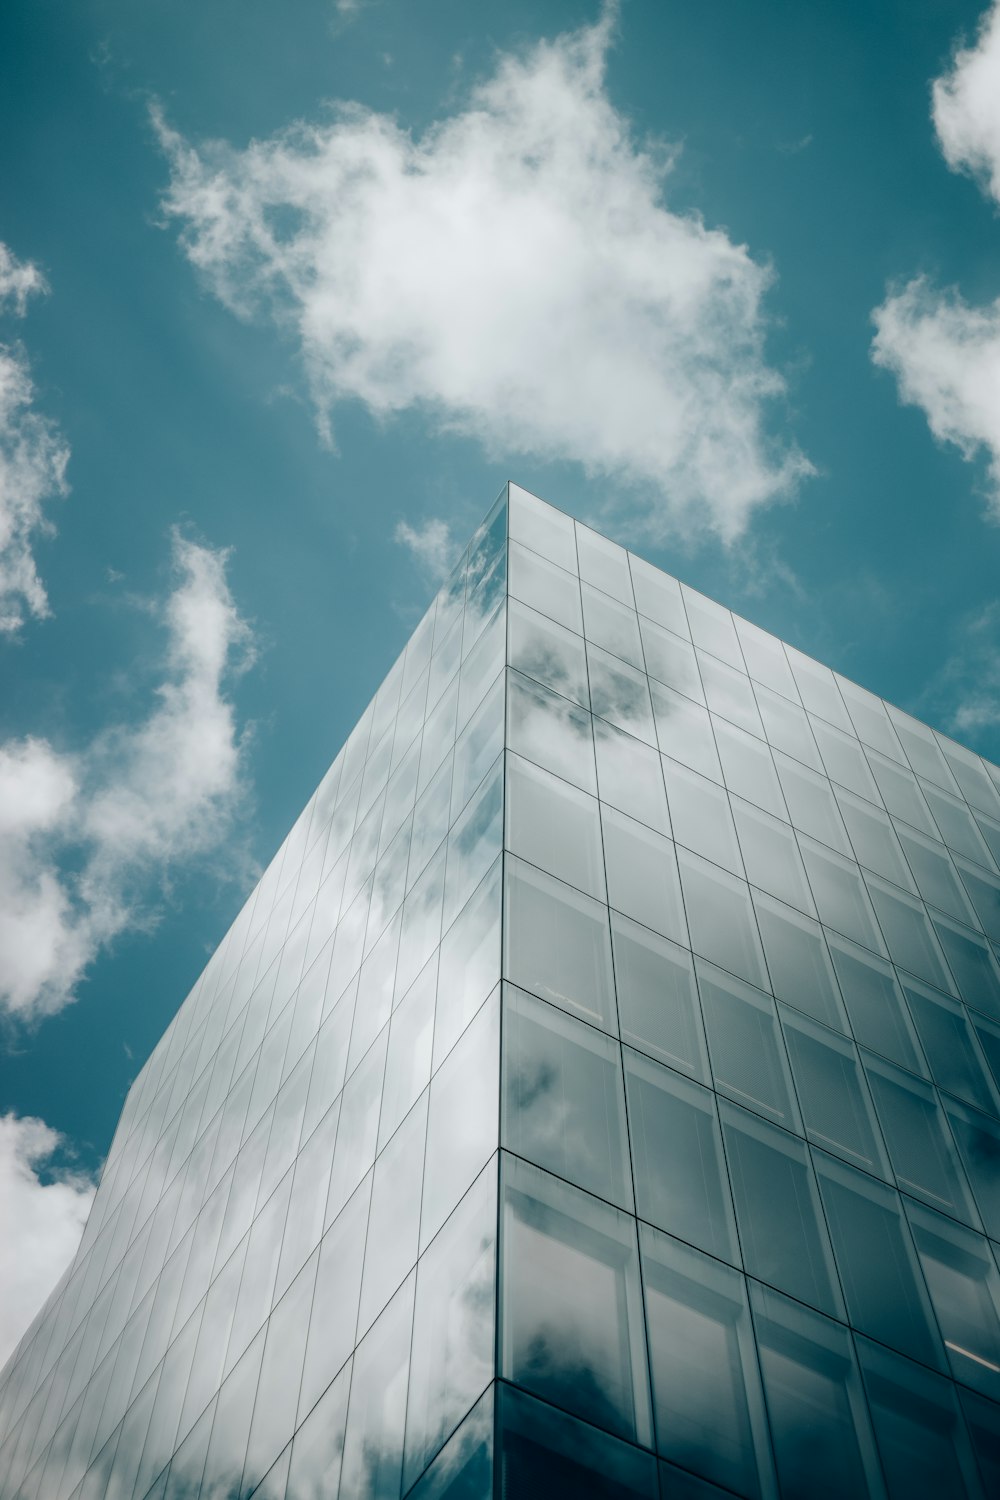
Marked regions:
[698,960,801,1130]
[594,719,670,833]
[577,525,634,606]
[957,859,1000,945]
[505,857,616,1033]
[721,1101,843,1318]
[624,1052,738,1264]
[827,934,927,1074]
[681,587,743,670]
[451,672,504,819]
[641,1225,771,1498]
[754,892,847,1032]
[610,914,708,1081]
[588,643,657,745]
[357,1092,427,1337]
[422,990,499,1251]
[288,1357,351,1500]
[868,751,938,837]
[865,1055,979,1226]
[800,837,885,952]
[662,760,744,876]
[836,789,916,890]
[497,1381,658,1499]
[501,1155,651,1447]
[732,799,814,914]
[299,1174,371,1420]
[509,484,577,572]
[339,1273,415,1500]
[896,824,978,927]
[814,1152,941,1368]
[943,1095,1000,1240]
[504,986,632,1209]
[244,1250,318,1491]
[582,582,644,669]
[649,680,723,783]
[697,652,764,738]
[379,956,436,1150]
[435,858,501,1069]
[932,916,1000,1021]
[508,599,589,709]
[857,1336,985,1500]
[404,1165,496,1492]
[327,1015,388,1215]
[750,1282,883,1500]
[508,538,582,633]
[639,618,705,704]
[903,978,998,1113]
[601,805,686,944]
[443,760,502,930]
[923,780,996,866]
[785,648,853,733]
[907,1200,1000,1402]
[776,754,852,855]
[735,618,799,699]
[407,1384,494,1500]
[811,718,881,801]
[677,850,769,990]
[507,669,597,795]
[506,753,605,901]
[755,685,823,771]
[715,719,786,819]
[630,556,688,636]
[866,875,954,990]
[782,1008,888,1174]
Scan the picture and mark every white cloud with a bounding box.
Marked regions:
[925,599,1000,741]
[933,0,1000,203]
[0,245,45,314]
[871,4,1000,517]
[393,516,458,583]
[0,531,254,1022]
[155,7,810,542]
[0,243,70,633]
[0,1113,96,1371]
[872,280,1000,519]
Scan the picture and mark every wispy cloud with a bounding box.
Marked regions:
[154,6,810,543]
[0,531,255,1022]
[920,598,1000,744]
[0,1112,96,1370]
[394,516,459,584]
[0,242,70,632]
[871,2,1000,519]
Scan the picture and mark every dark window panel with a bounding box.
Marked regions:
[624,1052,738,1264]
[640,1225,772,1497]
[496,1381,658,1499]
[814,1152,941,1368]
[500,1156,652,1447]
[749,1281,884,1499]
[610,915,708,1082]
[698,963,802,1132]
[720,1101,843,1319]
[504,986,633,1210]
[865,1055,980,1228]
[856,1336,984,1500]
[754,892,848,1033]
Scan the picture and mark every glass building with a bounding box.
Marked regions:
[3,484,1000,1500]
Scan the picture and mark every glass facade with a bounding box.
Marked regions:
[3,482,1000,1498]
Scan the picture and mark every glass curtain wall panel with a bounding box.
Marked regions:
[4,482,1000,1499]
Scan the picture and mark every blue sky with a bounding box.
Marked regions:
[2,0,1000,1360]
